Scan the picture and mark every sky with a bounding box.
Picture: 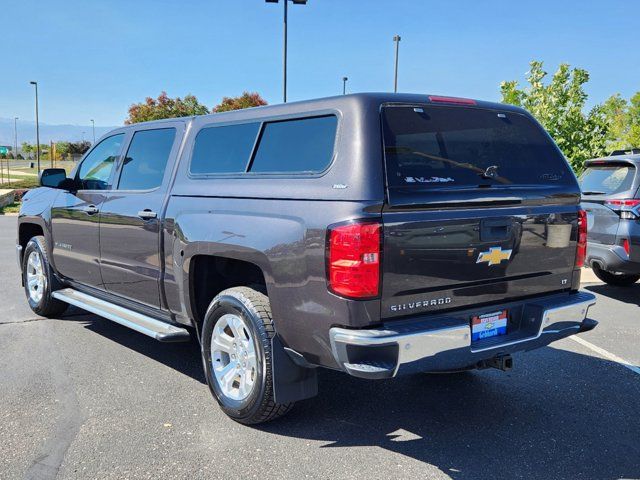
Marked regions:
[1,0,638,127]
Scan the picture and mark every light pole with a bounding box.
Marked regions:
[11,116,18,183]
[29,81,41,173]
[90,119,95,144]
[393,35,401,93]
[342,76,348,95]
[266,0,308,103]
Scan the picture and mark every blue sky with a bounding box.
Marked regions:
[2,0,638,127]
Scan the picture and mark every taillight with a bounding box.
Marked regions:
[428,95,477,105]
[327,221,381,299]
[605,199,640,208]
[575,209,587,268]
[623,238,631,256]
[605,199,640,219]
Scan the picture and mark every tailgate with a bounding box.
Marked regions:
[382,206,579,318]
[379,101,581,319]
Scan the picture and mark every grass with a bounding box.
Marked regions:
[0,177,39,189]
[0,201,20,215]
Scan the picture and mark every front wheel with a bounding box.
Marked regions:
[592,264,640,287]
[22,236,68,317]
[201,287,293,424]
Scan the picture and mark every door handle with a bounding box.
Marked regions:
[83,204,99,215]
[138,209,157,220]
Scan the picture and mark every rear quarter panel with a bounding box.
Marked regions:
[162,197,382,367]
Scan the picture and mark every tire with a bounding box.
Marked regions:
[22,236,68,317]
[201,287,293,424]
[592,264,640,287]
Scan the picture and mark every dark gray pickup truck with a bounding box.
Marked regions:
[17,93,597,424]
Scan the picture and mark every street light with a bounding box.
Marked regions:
[90,119,95,144]
[266,0,308,103]
[29,81,40,173]
[12,116,18,184]
[393,35,401,93]
[342,76,348,95]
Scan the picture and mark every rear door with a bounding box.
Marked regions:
[380,103,581,319]
[98,123,183,308]
[579,161,637,245]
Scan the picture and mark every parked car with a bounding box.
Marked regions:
[17,93,596,424]
[580,149,640,286]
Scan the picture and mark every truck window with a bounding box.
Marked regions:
[190,122,260,174]
[117,128,176,190]
[250,115,337,173]
[381,106,573,188]
[77,133,124,190]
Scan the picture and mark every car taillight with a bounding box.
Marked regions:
[605,199,640,208]
[605,199,640,219]
[575,209,587,268]
[327,221,381,299]
[623,238,631,256]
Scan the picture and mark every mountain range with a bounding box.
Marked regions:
[0,117,119,147]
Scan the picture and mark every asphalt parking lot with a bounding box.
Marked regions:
[1,215,639,480]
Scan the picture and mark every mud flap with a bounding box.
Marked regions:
[271,335,318,404]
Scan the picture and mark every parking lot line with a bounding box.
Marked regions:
[570,336,640,376]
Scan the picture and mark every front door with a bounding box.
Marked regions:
[50,133,126,288]
[99,124,182,308]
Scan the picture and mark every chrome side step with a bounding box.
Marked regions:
[52,288,190,342]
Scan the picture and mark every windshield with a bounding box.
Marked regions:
[579,164,636,195]
[381,105,574,188]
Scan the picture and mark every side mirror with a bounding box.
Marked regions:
[39,168,74,190]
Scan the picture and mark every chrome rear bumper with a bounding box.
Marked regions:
[329,291,596,379]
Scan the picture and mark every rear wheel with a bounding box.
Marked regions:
[592,264,640,287]
[22,236,68,317]
[201,287,293,424]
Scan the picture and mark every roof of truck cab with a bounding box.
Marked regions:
[124,92,529,128]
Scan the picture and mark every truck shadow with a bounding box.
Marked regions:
[259,347,640,480]
[65,309,639,479]
[584,283,640,307]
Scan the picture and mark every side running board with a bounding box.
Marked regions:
[52,288,190,342]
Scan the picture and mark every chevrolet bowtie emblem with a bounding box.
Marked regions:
[476,247,512,266]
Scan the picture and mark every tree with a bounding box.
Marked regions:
[602,92,640,151]
[500,61,609,171]
[125,91,209,124]
[68,141,91,155]
[213,92,268,113]
[21,142,33,159]
[55,141,71,160]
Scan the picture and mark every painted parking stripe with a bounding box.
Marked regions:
[570,336,640,376]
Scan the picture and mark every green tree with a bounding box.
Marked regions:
[21,142,33,159]
[603,92,640,150]
[500,61,609,171]
[55,141,71,160]
[125,91,209,124]
[213,92,268,113]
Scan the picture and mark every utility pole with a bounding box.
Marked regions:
[50,141,54,168]
[12,117,17,184]
[29,81,41,173]
[90,119,95,144]
[393,35,401,93]
[342,76,348,95]
[266,0,308,103]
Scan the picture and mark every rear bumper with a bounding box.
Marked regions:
[329,291,596,379]
[587,241,640,274]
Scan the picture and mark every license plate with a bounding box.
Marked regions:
[471,310,508,342]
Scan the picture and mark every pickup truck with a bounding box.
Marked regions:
[17,93,597,424]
